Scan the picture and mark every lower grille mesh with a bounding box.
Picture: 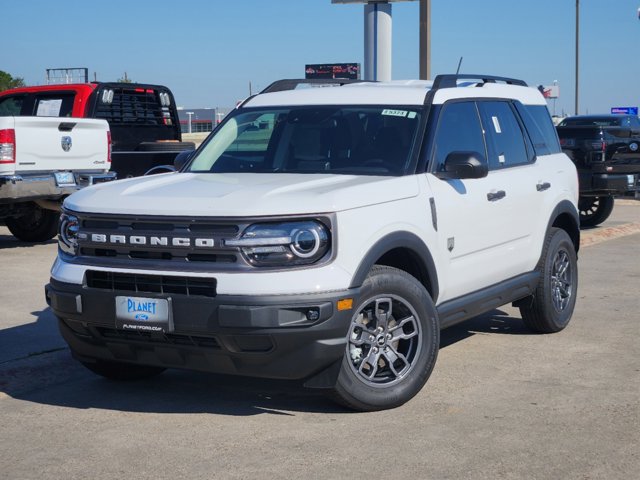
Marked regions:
[86,270,216,297]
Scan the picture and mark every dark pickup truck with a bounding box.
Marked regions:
[0,82,195,179]
[557,114,640,227]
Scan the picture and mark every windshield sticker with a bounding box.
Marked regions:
[492,116,502,134]
[382,109,408,117]
[407,111,417,119]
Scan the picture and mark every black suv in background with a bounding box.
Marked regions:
[557,114,640,227]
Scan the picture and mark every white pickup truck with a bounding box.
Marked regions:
[0,116,115,241]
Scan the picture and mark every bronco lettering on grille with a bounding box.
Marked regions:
[89,233,215,248]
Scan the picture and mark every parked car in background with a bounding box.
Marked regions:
[556,114,640,227]
[0,82,195,179]
[0,116,114,241]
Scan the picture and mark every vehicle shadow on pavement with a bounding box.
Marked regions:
[1,308,531,416]
[0,232,57,250]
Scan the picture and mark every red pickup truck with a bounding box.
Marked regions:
[0,82,195,178]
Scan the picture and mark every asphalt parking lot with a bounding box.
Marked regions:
[0,202,638,480]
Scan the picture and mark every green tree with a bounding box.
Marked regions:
[0,71,26,92]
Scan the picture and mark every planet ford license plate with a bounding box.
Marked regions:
[115,296,173,333]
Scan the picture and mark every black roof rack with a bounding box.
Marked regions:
[431,74,528,90]
[260,78,370,94]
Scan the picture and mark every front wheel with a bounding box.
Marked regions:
[578,195,614,228]
[330,266,439,411]
[519,228,578,333]
[5,203,59,242]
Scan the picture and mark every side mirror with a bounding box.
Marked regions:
[174,149,195,171]
[436,151,488,180]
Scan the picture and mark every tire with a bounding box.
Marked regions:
[519,228,578,333]
[578,195,614,228]
[80,359,166,381]
[5,203,59,242]
[330,265,439,411]
[137,141,196,152]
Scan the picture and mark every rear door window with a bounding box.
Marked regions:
[478,101,530,169]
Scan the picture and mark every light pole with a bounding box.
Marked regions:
[575,0,579,115]
[186,112,194,134]
[419,0,431,80]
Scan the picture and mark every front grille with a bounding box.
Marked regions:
[86,270,217,297]
[96,327,221,349]
[75,215,244,268]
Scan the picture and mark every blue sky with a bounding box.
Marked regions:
[3,0,639,115]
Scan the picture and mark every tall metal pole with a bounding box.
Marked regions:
[419,0,431,79]
[575,0,579,115]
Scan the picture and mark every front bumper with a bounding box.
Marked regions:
[0,171,116,203]
[46,278,358,381]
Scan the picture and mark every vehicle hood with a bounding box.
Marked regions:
[64,172,420,216]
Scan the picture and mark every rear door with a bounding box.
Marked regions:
[12,117,109,172]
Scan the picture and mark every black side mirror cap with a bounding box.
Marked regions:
[174,149,195,171]
[435,151,488,180]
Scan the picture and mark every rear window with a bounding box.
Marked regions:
[0,95,24,116]
[33,94,75,117]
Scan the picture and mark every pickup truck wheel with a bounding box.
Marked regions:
[80,359,166,381]
[330,266,439,411]
[578,195,614,228]
[5,204,59,242]
[519,228,578,333]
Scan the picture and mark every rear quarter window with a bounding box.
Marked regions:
[515,104,562,155]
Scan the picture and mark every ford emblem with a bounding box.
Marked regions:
[61,136,72,152]
[630,142,638,152]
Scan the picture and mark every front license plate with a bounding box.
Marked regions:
[54,172,76,186]
[115,296,173,333]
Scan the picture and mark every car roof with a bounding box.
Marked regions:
[244,80,547,108]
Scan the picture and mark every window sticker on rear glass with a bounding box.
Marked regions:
[491,115,502,134]
[382,109,408,117]
[36,99,63,117]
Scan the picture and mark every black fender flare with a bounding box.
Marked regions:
[546,199,580,254]
[348,231,439,303]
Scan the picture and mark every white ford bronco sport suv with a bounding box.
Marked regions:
[46,74,580,411]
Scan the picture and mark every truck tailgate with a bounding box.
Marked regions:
[11,117,109,172]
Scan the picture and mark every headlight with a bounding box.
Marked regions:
[226,220,330,267]
[59,212,79,255]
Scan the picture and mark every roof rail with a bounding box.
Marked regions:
[260,78,369,94]
[431,74,528,90]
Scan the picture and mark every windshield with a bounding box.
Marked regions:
[187,106,423,175]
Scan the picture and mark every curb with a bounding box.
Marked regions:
[580,222,640,248]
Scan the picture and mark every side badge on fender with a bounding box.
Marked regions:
[61,136,72,152]
[447,237,455,252]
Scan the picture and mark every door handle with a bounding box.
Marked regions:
[536,182,551,192]
[487,190,506,201]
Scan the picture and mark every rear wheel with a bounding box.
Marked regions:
[519,228,578,333]
[578,195,614,228]
[5,203,59,242]
[330,266,439,411]
[80,359,166,381]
